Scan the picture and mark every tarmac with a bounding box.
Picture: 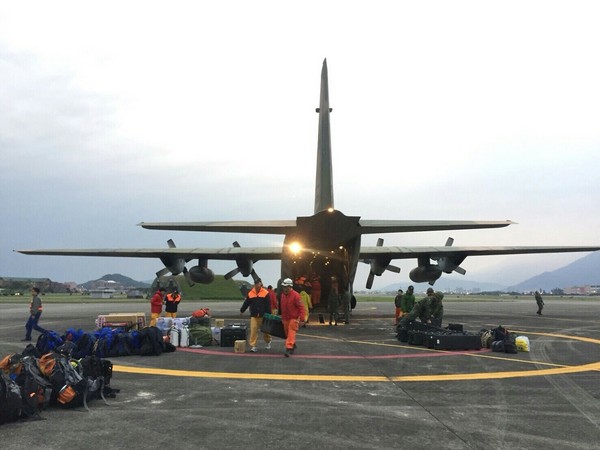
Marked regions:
[1,297,600,449]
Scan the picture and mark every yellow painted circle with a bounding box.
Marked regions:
[112,330,600,382]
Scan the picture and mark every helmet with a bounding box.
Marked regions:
[281,278,293,286]
[426,287,434,294]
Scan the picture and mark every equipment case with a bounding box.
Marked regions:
[426,331,482,351]
[220,324,247,347]
[260,314,286,339]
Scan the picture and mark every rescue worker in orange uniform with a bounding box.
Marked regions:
[164,290,181,318]
[267,285,278,314]
[279,278,306,357]
[240,278,272,352]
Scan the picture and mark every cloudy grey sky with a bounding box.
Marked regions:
[1,1,599,288]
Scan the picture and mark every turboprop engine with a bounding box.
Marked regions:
[188,261,215,284]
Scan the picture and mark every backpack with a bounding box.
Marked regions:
[76,356,118,405]
[37,352,87,408]
[18,356,52,418]
[72,333,97,359]
[0,373,23,424]
[36,331,64,355]
[0,353,23,378]
[491,340,505,352]
[138,327,165,356]
[188,325,213,347]
[480,330,493,349]
[491,326,508,342]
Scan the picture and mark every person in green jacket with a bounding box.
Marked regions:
[400,286,416,317]
[399,289,432,328]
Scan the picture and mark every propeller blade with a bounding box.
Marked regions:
[250,269,260,283]
[224,267,240,280]
[454,266,466,275]
[183,267,195,287]
[386,265,401,274]
[366,271,375,289]
[156,267,170,278]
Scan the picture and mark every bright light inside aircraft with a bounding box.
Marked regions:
[327,208,334,212]
[289,242,302,254]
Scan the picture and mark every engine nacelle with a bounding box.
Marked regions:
[409,266,442,284]
[370,257,392,276]
[159,257,186,276]
[188,266,215,284]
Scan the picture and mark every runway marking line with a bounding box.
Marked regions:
[112,330,600,382]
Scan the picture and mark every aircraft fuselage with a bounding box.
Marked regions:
[281,209,361,306]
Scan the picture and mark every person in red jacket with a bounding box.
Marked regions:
[279,278,306,357]
[267,285,278,314]
[150,287,166,326]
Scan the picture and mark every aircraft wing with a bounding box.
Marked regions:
[139,219,514,235]
[359,245,600,259]
[358,220,514,234]
[138,221,297,234]
[15,247,285,261]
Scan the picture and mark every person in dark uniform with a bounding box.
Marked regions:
[394,289,404,325]
[328,277,341,325]
[399,288,433,328]
[430,291,444,327]
[535,291,544,315]
[164,290,181,318]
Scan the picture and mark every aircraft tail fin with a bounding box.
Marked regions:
[314,58,334,214]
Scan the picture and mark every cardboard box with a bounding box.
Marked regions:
[96,312,146,330]
[234,340,246,353]
[214,318,225,328]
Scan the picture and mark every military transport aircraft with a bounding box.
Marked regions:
[17,59,600,314]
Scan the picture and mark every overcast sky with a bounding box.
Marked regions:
[1,1,599,289]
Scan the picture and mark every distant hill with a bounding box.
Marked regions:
[507,251,600,292]
[381,251,600,293]
[81,274,151,290]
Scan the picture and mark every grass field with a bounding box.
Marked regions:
[1,292,598,304]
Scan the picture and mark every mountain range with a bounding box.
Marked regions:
[383,251,600,293]
[80,273,151,290]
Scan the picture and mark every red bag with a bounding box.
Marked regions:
[191,308,210,318]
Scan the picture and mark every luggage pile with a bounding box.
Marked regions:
[36,326,170,359]
[479,325,529,354]
[397,322,482,351]
[0,345,118,425]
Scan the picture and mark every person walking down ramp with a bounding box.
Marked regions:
[240,278,272,352]
[299,283,313,326]
[279,278,306,357]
